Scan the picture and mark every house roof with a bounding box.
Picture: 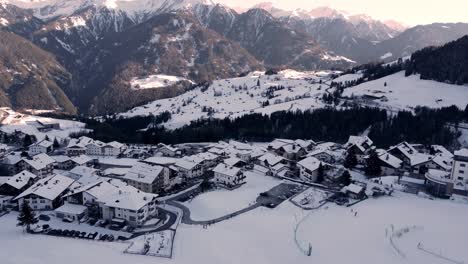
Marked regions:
[346,135,373,153]
[342,183,364,194]
[123,162,164,184]
[175,159,198,170]
[33,140,53,148]
[55,203,87,215]
[3,170,37,190]
[144,156,178,166]
[69,166,97,177]
[223,156,244,167]
[297,157,321,172]
[100,189,158,211]
[213,163,241,177]
[376,150,402,169]
[15,174,75,201]
[22,153,55,170]
[257,153,284,166]
[388,142,432,166]
[454,148,468,158]
[52,155,72,163]
[72,155,93,165]
[268,139,294,150]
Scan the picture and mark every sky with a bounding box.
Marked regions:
[215,0,468,26]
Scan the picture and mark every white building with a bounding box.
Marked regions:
[65,179,159,227]
[17,153,56,178]
[29,140,53,155]
[175,159,203,179]
[14,174,75,210]
[213,163,245,188]
[451,149,468,190]
[297,157,322,182]
[123,162,169,193]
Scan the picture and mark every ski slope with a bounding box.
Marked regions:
[120,70,336,129]
[343,71,468,111]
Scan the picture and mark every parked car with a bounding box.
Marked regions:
[62,216,74,223]
[97,220,109,227]
[38,214,51,221]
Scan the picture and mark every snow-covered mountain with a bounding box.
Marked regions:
[3,0,215,20]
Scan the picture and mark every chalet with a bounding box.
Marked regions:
[388,142,433,177]
[256,153,286,168]
[123,162,169,193]
[85,140,106,156]
[102,141,125,156]
[1,153,23,174]
[156,143,181,157]
[29,140,53,155]
[17,153,55,178]
[71,155,96,168]
[277,144,307,161]
[66,136,94,156]
[14,174,75,210]
[213,163,246,188]
[52,155,75,170]
[297,157,322,182]
[223,156,247,168]
[375,150,403,176]
[345,136,374,163]
[67,166,100,185]
[183,152,220,173]
[308,142,344,164]
[175,159,203,179]
[0,171,37,196]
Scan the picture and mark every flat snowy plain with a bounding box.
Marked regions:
[2,188,467,264]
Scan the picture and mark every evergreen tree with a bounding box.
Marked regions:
[17,201,38,232]
[23,135,33,148]
[44,135,50,141]
[341,170,352,186]
[344,149,358,169]
[365,151,382,178]
[464,104,468,121]
[316,163,325,183]
[53,138,60,149]
[257,79,261,87]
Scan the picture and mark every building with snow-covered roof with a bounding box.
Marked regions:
[297,157,322,182]
[55,202,88,221]
[175,159,203,179]
[213,163,245,188]
[388,142,435,177]
[341,183,366,199]
[123,162,169,193]
[17,153,55,178]
[29,140,53,155]
[425,169,453,198]
[14,174,75,210]
[0,170,37,196]
[375,150,403,176]
[66,136,94,156]
[345,135,374,164]
[451,149,468,193]
[65,179,159,226]
[71,155,96,168]
[223,156,246,168]
[52,155,75,170]
[256,153,285,168]
[156,143,181,157]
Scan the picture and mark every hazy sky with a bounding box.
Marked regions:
[216,0,468,26]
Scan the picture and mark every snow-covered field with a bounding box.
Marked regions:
[130,74,193,90]
[2,191,468,264]
[125,230,174,258]
[0,107,86,141]
[121,70,335,129]
[343,71,468,110]
[183,171,281,220]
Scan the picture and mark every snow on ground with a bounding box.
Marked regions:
[130,74,193,90]
[380,52,393,60]
[126,230,174,257]
[0,107,86,141]
[183,171,281,220]
[1,190,468,264]
[343,71,468,111]
[120,70,334,129]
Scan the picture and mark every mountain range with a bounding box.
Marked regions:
[0,0,468,114]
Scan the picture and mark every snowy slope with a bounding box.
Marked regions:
[120,69,337,129]
[342,71,468,111]
[1,190,468,264]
